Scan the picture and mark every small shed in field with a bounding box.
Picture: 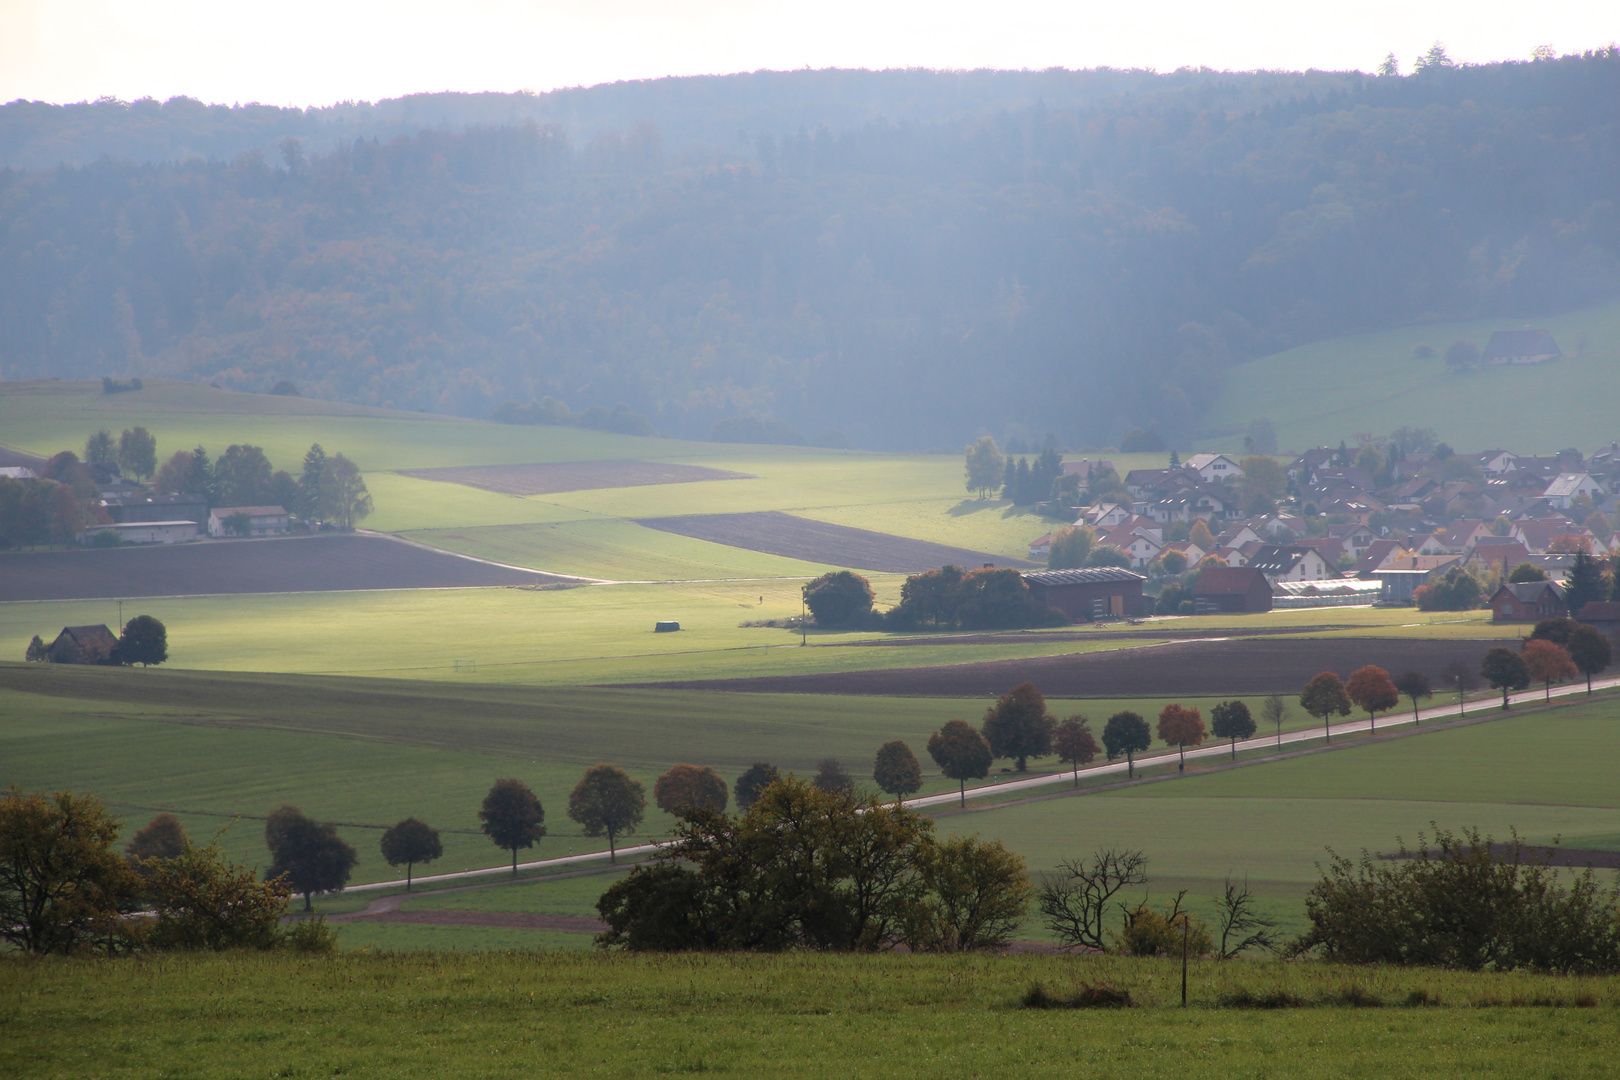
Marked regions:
[1022,567,1146,621]
[49,624,118,664]
[1191,566,1273,614]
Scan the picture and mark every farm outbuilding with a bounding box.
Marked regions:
[1191,566,1273,613]
[1022,567,1146,621]
[49,624,118,664]
[1489,581,1567,622]
[1481,329,1561,365]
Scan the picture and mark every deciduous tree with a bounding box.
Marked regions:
[1052,716,1099,786]
[1393,671,1433,723]
[800,760,848,797]
[1210,700,1255,759]
[1521,639,1576,702]
[0,787,135,954]
[1261,693,1288,745]
[909,835,1031,952]
[734,763,780,810]
[802,570,875,628]
[1299,671,1352,742]
[125,813,187,867]
[84,429,115,464]
[1480,647,1530,709]
[872,740,922,804]
[1345,664,1399,732]
[144,836,295,951]
[963,436,1004,499]
[479,779,545,875]
[264,805,358,912]
[1566,625,1612,693]
[1156,704,1206,772]
[318,453,372,529]
[116,615,167,667]
[1102,711,1152,778]
[117,427,157,480]
[1037,847,1149,952]
[568,764,645,862]
[981,682,1054,771]
[379,817,442,890]
[654,764,728,816]
[926,720,993,806]
[1047,526,1096,570]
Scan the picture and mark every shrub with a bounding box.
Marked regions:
[1112,894,1214,957]
[1291,826,1620,973]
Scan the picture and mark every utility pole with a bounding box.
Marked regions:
[801,595,806,646]
[117,600,123,632]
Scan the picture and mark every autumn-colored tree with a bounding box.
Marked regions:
[1102,711,1152,778]
[653,764,729,816]
[1299,671,1352,743]
[1566,625,1612,693]
[927,720,993,806]
[1189,520,1216,552]
[872,740,923,804]
[1521,639,1577,702]
[379,817,442,891]
[1345,664,1400,732]
[0,788,135,954]
[1393,671,1433,723]
[479,779,546,876]
[1210,700,1255,759]
[125,812,187,866]
[1052,716,1099,786]
[1480,647,1530,709]
[981,682,1055,771]
[568,764,646,862]
[1156,704,1206,773]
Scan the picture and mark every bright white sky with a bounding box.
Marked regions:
[2,0,1615,107]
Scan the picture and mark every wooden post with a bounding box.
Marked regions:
[1181,917,1189,1007]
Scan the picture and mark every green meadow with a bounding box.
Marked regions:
[7,951,1620,1080]
[1204,298,1620,453]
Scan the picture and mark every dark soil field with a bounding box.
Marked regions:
[637,511,1037,573]
[0,444,46,469]
[627,636,1503,697]
[399,460,753,495]
[0,534,571,601]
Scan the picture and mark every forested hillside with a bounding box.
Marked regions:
[3,54,1618,449]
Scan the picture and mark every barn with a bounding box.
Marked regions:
[49,624,119,664]
[1191,566,1274,613]
[1481,329,1561,365]
[1022,567,1146,621]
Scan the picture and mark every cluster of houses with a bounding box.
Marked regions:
[1025,441,1620,626]
[70,464,290,546]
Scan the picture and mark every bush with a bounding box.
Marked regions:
[1291,826,1620,973]
[1112,895,1214,957]
[1414,567,1484,611]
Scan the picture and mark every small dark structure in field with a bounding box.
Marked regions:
[48,624,118,664]
[1481,329,1561,365]
[654,621,681,633]
[1022,567,1145,621]
[1489,580,1567,622]
[1192,566,1274,613]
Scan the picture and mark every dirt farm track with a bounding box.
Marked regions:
[0,533,569,601]
[627,636,1506,697]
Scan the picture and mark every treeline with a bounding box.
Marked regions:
[4,54,1619,447]
[802,567,1067,632]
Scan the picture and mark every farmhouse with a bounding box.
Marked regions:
[79,520,199,545]
[101,492,209,525]
[1489,580,1568,623]
[207,506,291,538]
[1191,565,1273,613]
[1022,567,1146,621]
[1481,329,1561,365]
[49,624,118,664]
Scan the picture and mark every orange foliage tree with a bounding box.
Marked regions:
[1345,664,1400,732]
[1521,639,1577,701]
[1155,704,1206,773]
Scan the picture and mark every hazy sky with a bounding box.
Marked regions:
[3,0,1614,107]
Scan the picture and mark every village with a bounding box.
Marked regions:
[1023,432,1620,631]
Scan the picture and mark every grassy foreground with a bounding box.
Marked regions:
[5,951,1618,1079]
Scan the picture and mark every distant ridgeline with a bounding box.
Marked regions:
[3,54,1619,448]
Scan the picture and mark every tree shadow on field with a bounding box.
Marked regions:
[948,498,1007,517]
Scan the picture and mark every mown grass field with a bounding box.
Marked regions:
[1203,297,1620,452]
[6,951,1620,1080]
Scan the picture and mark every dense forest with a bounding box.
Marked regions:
[2,54,1618,449]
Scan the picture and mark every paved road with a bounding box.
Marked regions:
[344,672,1620,894]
